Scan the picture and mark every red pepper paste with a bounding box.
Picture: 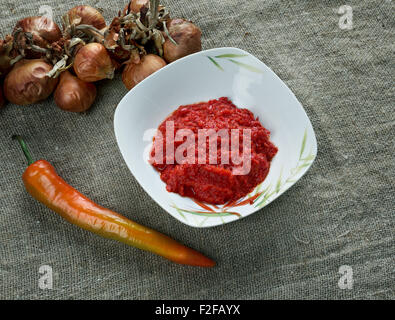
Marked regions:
[150,97,278,205]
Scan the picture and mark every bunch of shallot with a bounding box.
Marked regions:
[0,0,202,112]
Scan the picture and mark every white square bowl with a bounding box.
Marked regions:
[114,47,317,228]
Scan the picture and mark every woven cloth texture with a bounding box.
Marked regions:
[0,0,394,300]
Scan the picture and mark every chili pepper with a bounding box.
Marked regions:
[13,135,215,267]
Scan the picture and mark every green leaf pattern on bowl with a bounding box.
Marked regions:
[171,129,315,225]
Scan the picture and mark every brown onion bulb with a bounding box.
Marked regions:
[122,54,166,90]
[4,59,58,106]
[67,5,106,29]
[73,43,115,82]
[163,19,202,63]
[54,71,96,112]
[13,16,62,52]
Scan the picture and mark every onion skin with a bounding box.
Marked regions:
[163,19,202,63]
[73,43,115,82]
[123,0,149,15]
[54,71,96,112]
[4,59,58,106]
[68,5,106,29]
[131,0,149,13]
[122,54,166,90]
[13,16,62,55]
[0,35,16,77]
[0,85,5,108]
[103,18,131,65]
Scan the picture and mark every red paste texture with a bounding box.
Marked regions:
[150,97,278,205]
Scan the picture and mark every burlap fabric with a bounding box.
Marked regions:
[0,0,393,300]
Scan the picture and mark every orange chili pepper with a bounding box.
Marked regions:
[13,135,215,267]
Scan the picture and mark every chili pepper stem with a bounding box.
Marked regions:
[12,135,34,165]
